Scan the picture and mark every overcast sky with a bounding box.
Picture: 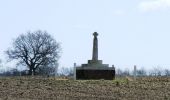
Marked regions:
[1,0,170,70]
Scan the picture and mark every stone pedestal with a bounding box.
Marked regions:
[76,65,115,80]
[76,32,115,80]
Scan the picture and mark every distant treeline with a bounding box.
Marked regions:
[116,67,170,77]
[0,65,170,77]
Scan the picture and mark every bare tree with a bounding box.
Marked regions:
[149,67,162,76]
[137,67,147,76]
[122,68,130,76]
[37,63,58,76]
[59,67,74,76]
[164,69,170,76]
[6,30,61,75]
[116,68,123,76]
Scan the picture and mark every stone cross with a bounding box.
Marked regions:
[92,32,98,61]
[134,65,137,80]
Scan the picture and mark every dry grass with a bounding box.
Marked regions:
[0,76,170,100]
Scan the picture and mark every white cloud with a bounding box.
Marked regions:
[139,0,170,12]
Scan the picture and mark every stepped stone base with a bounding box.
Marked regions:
[76,60,115,80]
[76,69,115,80]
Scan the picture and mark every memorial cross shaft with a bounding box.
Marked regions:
[92,32,98,61]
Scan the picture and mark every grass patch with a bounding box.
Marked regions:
[113,77,129,84]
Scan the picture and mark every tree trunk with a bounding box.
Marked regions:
[28,69,33,75]
[33,68,36,75]
[28,67,35,76]
[28,64,36,76]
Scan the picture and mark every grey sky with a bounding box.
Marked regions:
[1,0,170,70]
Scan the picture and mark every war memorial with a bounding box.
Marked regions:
[75,32,115,80]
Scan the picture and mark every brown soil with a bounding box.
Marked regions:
[0,76,170,100]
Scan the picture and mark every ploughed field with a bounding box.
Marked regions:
[0,77,170,100]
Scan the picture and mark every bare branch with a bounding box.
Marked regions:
[6,30,61,75]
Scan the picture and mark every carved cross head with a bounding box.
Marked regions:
[93,32,98,37]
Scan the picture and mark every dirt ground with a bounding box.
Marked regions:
[0,76,170,100]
